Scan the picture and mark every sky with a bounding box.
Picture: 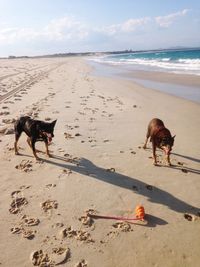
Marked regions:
[0,0,200,57]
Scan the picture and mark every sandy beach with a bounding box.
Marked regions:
[0,56,200,267]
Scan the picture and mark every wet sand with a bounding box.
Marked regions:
[89,60,200,104]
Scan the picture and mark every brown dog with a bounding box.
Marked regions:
[143,118,175,166]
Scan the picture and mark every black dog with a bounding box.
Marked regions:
[14,116,57,160]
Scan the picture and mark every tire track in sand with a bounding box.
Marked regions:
[0,63,65,103]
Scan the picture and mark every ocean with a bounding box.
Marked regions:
[91,48,200,76]
[89,48,200,103]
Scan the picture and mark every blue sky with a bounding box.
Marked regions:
[0,0,200,56]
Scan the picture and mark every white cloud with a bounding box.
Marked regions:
[155,9,189,28]
[0,16,88,44]
[43,17,88,41]
[0,8,193,55]
[100,17,150,35]
[0,10,189,45]
[121,17,151,32]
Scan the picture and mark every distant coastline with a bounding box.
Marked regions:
[1,46,200,60]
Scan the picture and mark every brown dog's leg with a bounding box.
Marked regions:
[152,142,157,165]
[143,128,150,149]
[143,137,148,149]
[166,154,171,166]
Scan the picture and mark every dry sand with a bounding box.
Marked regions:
[0,57,200,267]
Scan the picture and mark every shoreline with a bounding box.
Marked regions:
[88,60,200,104]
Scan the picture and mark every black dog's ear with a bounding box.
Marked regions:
[52,120,57,127]
[172,135,176,139]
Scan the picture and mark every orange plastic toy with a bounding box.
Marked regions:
[135,205,145,220]
[88,205,145,221]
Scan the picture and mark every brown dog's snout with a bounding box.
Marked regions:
[163,146,171,155]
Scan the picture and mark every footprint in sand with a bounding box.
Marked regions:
[181,168,188,173]
[30,250,51,266]
[75,133,81,137]
[15,160,33,172]
[106,230,119,239]
[9,197,28,214]
[10,227,23,235]
[30,248,71,266]
[60,227,94,243]
[106,168,115,173]
[2,118,15,124]
[146,185,153,191]
[51,248,70,265]
[20,215,40,226]
[9,191,28,214]
[40,200,58,212]
[52,222,64,229]
[79,214,94,227]
[177,161,184,166]
[63,154,79,164]
[79,209,97,228]
[0,111,10,115]
[89,117,96,123]
[184,213,199,222]
[112,222,133,232]
[0,126,14,135]
[75,259,88,267]
[72,230,94,243]
[132,185,139,192]
[44,117,52,121]
[59,169,72,178]
[11,226,36,239]
[22,229,36,239]
[11,190,22,198]
[19,185,31,190]
[45,183,56,189]
[64,132,74,139]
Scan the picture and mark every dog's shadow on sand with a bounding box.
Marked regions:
[172,152,200,164]
[143,148,200,175]
[40,155,199,226]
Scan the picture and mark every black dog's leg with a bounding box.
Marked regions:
[44,140,51,157]
[14,126,23,155]
[30,138,39,160]
[27,137,39,151]
[27,137,31,148]
[27,137,42,153]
